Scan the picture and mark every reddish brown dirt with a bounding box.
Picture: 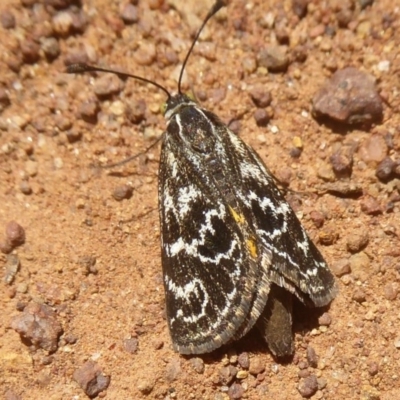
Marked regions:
[1,0,400,399]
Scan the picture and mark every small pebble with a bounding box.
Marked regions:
[309,24,325,39]
[318,228,338,246]
[78,100,100,123]
[346,231,369,253]
[41,37,60,60]
[52,11,73,36]
[109,100,125,116]
[0,240,13,254]
[19,181,32,195]
[190,357,205,374]
[335,6,353,28]
[242,55,257,74]
[64,49,89,66]
[165,358,181,382]
[292,136,303,149]
[6,54,22,72]
[237,352,250,369]
[367,361,379,376]
[383,283,398,301]
[360,195,382,215]
[219,365,237,385]
[318,312,332,326]
[137,378,155,394]
[134,42,156,66]
[249,357,265,375]
[153,339,164,350]
[254,108,271,127]
[78,255,97,275]
[120,3,139,24]
[330,149,353,177]
[54,157,63,169]
[275,20,289,44]
[148,0,163,9]
[317,163,336,182]
[65,130,82,143]
[123,338,138,354]
[211,87,226,104]
[306,347,318,368]
[9,114,31,130]
[236,370,248,379]
[228,120,241,135]
[359,134,388,164]
[73,361,110,398]
[290,147,302,158]
[350,252,370,282]
[127,99,146,124]
[64,333,78,344]
[352,288,367,303]
[20,39,41,64]
[112,185,133,201]
[249,86,272,108]
[309,210,325,229]
[292,0,308,18]
[317,377,327,390]
[357,21,372,39]
[70,9,88,33]
[105,14,125,34]
[6,221,25,247]
[375,157,395,182]
[54,115,72,131]
[330,258,351,277]
[275,167,292,186]
[257,45,289,72]
[17,283,30,295]
[1,10,16,29]
[228,382,244,400]
[297,375,318,398]
[292,45,308,63]
[298,369,310,379]
[94,74,124,97]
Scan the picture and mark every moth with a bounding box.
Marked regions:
[68,0,337,356]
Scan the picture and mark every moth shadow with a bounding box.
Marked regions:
[189,298,333,365]
[291,297,332,336]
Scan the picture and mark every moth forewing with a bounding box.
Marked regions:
[159,96,273,354]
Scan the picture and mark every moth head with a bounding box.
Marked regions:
[164,93,198,121]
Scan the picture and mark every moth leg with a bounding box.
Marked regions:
[256,284,294,358]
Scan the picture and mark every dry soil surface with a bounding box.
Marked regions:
[1,0,400,399]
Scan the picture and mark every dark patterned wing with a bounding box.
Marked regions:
[219,126,338,307]
[158,127,270,354]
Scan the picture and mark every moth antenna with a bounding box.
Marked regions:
[178,0,226,93]
[66,63,171,100]
[99,136,163,169]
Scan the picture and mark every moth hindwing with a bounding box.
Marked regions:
[67,0,337,356]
